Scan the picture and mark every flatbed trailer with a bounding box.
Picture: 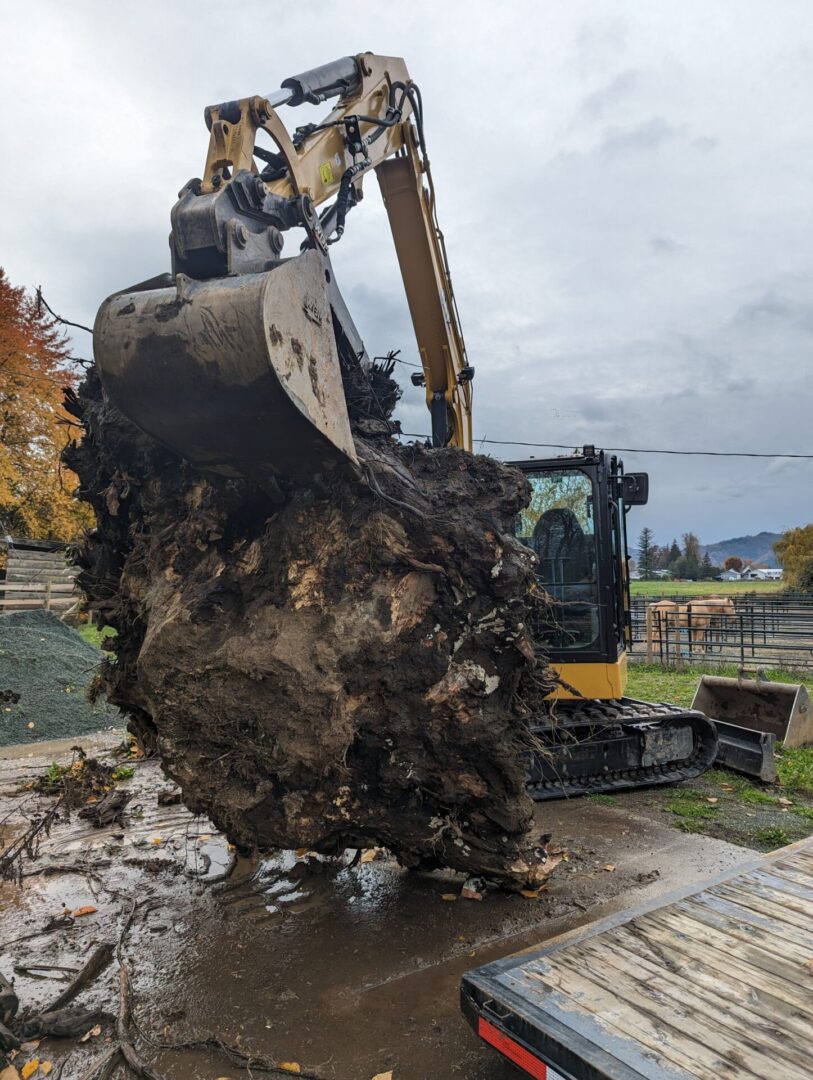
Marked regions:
[461,836,813,1079]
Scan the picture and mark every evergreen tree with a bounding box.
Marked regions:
[700,552,715,580]
[637,526,655,579]
[668,539,681,563]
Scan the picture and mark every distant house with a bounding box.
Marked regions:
[742,568,783,581]
[717,569,742,581]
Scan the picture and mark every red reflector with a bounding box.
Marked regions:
[478,1016,549,1079]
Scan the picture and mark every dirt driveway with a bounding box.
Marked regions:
[1,735,750,1080]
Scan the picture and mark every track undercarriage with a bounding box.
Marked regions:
[526,698,718,800]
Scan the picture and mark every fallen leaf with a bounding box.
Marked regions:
[720,784,734,792]
[603,864,616,873]
[520,888,542,898]
[80,1024,102,1042]
[73,905,97,917]
[40,1065,53,1077]
[21,1061,39,1080]
[27,722,35,729]
[460,886,484,901]
[778,797,792,807]
[706,797,718,805]
[278,1066,301,1076]
[359,848,379,863]
[372,1072,394,1080]
[440,893,457,902]
[151,837,164,845]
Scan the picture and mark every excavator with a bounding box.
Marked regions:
[93,52,721,798]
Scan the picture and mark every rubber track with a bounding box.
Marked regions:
[526,699,718,801]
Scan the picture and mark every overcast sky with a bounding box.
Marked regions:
[4,0,812,546]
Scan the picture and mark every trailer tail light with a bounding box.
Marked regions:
[477,1016,565,1079]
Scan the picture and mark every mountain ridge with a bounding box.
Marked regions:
[700,531,781,568]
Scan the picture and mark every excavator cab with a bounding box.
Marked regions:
[511,448,718,800]
[513,447,647,700]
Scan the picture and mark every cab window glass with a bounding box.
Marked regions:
[517,470,600,650]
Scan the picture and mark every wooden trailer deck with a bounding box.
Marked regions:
[461,837,813,1079]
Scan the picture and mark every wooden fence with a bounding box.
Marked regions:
[0,541,79,614]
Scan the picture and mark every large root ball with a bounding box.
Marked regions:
[65,369,555,887]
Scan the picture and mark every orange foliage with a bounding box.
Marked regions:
[0,267,93,541]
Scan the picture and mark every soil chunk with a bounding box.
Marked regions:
[64,364,555,887]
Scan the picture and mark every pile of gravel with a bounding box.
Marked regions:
[0,610,121,746]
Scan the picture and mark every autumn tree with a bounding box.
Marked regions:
[0,268,92,540]
[724,555,743,572]
[774,525,813,593]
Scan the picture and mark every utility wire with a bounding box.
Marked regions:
[19,297,813,461]
[395,433,813,460]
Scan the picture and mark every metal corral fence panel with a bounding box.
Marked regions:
[630,593,813,670]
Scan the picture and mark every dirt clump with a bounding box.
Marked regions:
[64,363,556,888]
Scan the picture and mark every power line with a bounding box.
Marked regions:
[396,433,813,460]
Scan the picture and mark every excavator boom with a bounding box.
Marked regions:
[93,53,473,481]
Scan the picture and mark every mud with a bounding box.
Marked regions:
[0,736,749,1080]
[63,368,556,887]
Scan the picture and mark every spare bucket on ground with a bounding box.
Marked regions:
[692,675,812,783]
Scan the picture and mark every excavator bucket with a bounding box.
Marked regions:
[93,252,358,483]
[692,675,813,782]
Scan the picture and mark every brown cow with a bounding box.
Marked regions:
[650,596,735,653]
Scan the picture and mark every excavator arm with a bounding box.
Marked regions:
[93,53,473,482]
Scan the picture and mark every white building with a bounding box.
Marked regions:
[742,568,783,581]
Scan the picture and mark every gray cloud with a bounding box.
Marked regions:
[579,70,640,120]
[2,0,812,547]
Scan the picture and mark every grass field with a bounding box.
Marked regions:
[630,579,783,597]
[626,661,813,709]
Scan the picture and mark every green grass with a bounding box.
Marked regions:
[754,826,790,848]
[664,788,720,832]
[79,624,117,648]
[627,663,813,710]
[630,580,783,597]
[587,793,619,806]
[776,745,813,796]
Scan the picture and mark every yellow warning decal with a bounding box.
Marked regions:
[319,162,334,185]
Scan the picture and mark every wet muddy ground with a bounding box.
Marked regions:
[0,733,753,1079]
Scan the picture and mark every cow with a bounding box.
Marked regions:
[649,596,735,653]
